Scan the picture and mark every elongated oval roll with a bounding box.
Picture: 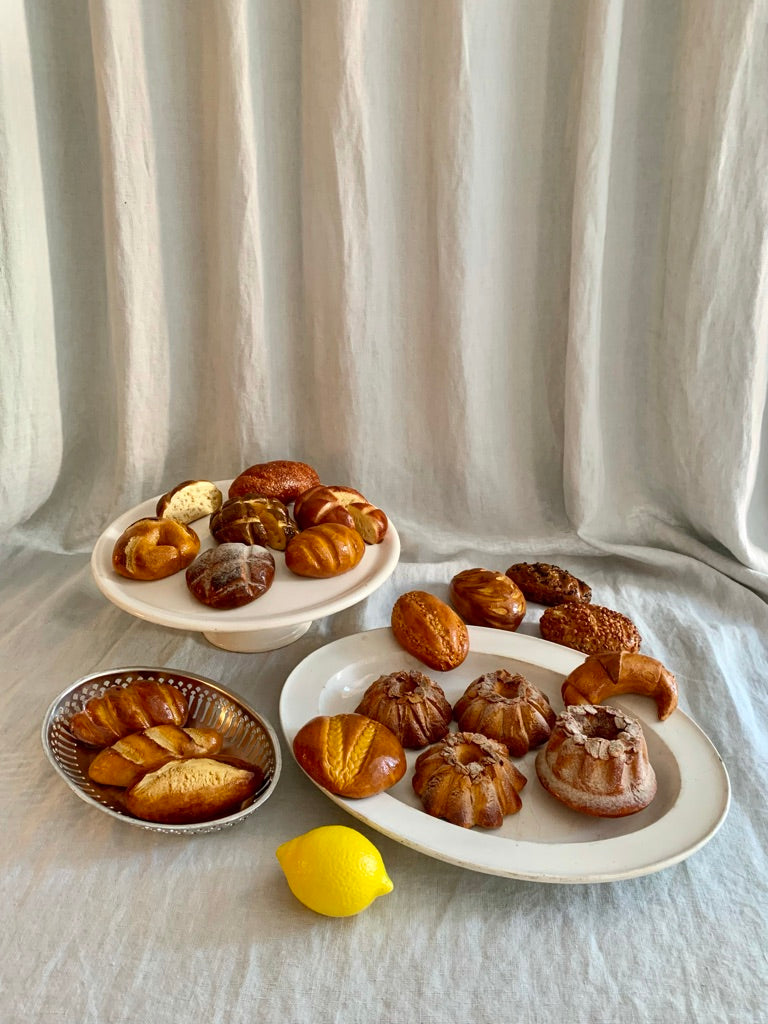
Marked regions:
[285,523,364,578]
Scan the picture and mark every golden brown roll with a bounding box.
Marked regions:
[88,724,224,787]
[125,757,263,824]
[285,523,364,578]
[354,669,452,748]
[293,713,407,798]
[112,517,200,581]
[69,680,189,748]
[561,651,678,720]
[294,485,388,544]
[391,591,469,671]
[210,495,298,550]
[449,568,526,631]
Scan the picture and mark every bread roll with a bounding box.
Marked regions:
[112,517,200,581]
[69,680,189,748]
[125,757,263,824]
[88,725,224,787]
[228,460,320,504]
[449,568,526,631]
[185,543,275,609]
[539,603,641,655]
[391,591,469,671]
[292,713,407,798]
[505,562,592,606]
[562,652,678,720]
[155,480,223,524]
[210,495,297,550]
[284,523,364,578]
[293,485,388,544]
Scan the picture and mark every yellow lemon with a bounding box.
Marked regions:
[276,825,393,917]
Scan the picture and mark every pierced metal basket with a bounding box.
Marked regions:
[42,666,282,835]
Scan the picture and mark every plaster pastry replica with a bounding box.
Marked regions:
[112,517,200,581]
[228,460,321,504]
[185,542,276,609]
[505,562,592,605]
[535,704,657,817]
[391,590,469,671]
[155,480,223,524]
[562,651,678,720]
[210,495,298,550]
[354,669,452,749]
[293,485,388,544]
[412,731,527,829]
[87,724,224,788]
[284,523,365,578]
[539,603,641,655]
[293,713,407,798]
[453,670,556,757]
[449,568,526,631]
[124,757,263,824]
[69,680,189,748]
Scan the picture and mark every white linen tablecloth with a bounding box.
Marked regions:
[1,541,765,1024]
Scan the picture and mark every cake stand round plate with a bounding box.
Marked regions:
[90,481,400,652]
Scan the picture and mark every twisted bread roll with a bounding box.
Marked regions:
[69,680,189,748]
[88,724,224,787]
[112,517,200,581]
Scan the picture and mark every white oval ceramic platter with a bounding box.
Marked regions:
[279,627,731,883]
[91,481,400,652]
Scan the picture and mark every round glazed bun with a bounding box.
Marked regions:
[228,460,320,504]
[112,518,200,581]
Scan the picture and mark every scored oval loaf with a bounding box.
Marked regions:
[391,590,469,671]
[88,724,224,788]
[69,680,189,748]
[125,757,263,824]
[284,523,364,578]
[292,713,407,798]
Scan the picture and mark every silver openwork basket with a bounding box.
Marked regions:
[42,666,282,835]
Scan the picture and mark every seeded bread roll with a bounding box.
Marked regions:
[506,562,592,606]
[539,603,641,655]
[156,480,223,524]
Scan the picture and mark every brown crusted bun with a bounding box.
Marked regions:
[112,517,200,581]
[285,523,364,578]
[88,725,224,788]
[506,562,592,606]
[354,669,452,748]
[449,569,526,631]
[562,652,678,720]
[391,591,469,672]
[125,757,262,824]
[294,485,388,544]
[185,543,275,609]
[539,603,641,655]
[155,480,223,525]
[228,460,320,504]
[292,713,407,798]
[210,495,298,550]
[69,680,189,748]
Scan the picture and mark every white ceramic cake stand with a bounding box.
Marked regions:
[90,481,400,653]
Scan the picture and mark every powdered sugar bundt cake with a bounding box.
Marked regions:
[354,670,452,749]
[412,731,527,829]
[453,670,557,757]
[535,704,657,817]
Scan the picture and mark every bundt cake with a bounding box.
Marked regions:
[535,704,657,817]
[453,670,556,756]
[412,732,527,829]
[354,670,452,748]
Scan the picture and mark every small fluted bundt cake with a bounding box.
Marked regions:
[535,704,657,817]
[453,670,556,756]
[354,670,452,748]
[412,732,527,829]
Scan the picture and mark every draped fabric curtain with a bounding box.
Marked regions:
[3,0,767,587]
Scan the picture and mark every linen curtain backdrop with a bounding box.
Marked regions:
[3,0,767,589]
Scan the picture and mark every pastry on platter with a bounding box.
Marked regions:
[453,670,556,757]
[354,669,452,748]
[391,591,469,671]
[561,651,678,720]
